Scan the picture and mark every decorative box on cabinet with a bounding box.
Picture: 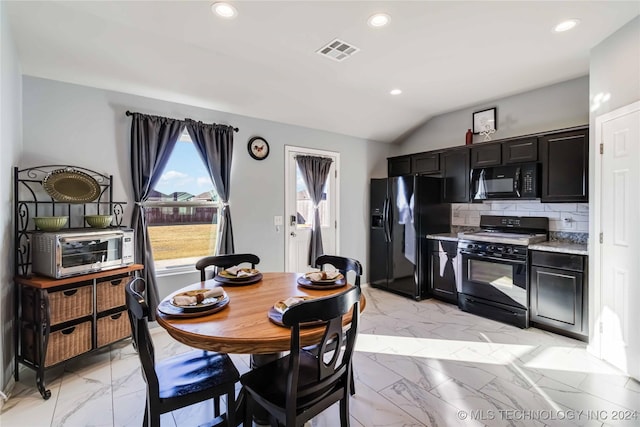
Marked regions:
[15,265,143,399]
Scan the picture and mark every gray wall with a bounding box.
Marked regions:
[590,16,640,117]
[21,77,391,297]
[395,76,589,154]
[0,0,23,395]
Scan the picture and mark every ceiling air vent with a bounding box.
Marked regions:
[316,38,360,62]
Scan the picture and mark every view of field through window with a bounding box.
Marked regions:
[148,223,217,261]
[146,131,219,264]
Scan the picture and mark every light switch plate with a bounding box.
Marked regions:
[274,216,283,226]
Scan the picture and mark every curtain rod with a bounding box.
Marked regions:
[125,110,239,132]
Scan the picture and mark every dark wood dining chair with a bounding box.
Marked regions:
[314,255,362,395]
[195,253,261,281]
[314,255,362,288]
[241,286,361,427]
[125,278,239,427]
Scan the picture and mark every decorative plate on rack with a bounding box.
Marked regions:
[43,168,101,203]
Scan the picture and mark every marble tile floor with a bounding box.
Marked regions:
[2,284,639,427]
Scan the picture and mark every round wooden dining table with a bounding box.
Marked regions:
[155,272,364,427]
[155,272,365,355]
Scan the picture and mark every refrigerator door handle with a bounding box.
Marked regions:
[385,197,393,242]
[383,197,391,242]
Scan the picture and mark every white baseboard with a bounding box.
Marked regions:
[0,376,16,410]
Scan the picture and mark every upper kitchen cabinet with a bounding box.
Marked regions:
[442,147,470,203]
[412,152,440,175]
[470,143,501,168]
[388,155,412,177]
[502,136,538,164]
[471,136,538,168]
[539,127,588,202]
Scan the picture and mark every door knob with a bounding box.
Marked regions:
[290,232,296,237]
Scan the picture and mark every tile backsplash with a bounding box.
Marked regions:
[451,201,589,232]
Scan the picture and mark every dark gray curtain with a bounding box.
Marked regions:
[296,155,333,266]
[130,113,184,320]
[185,120,235,255]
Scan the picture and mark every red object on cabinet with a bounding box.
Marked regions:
[465,129,473,145]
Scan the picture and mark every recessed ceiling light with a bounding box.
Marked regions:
[553,19,580,33]
[211,2,237,19]
[390,89,402,95]
[368,13,391,28]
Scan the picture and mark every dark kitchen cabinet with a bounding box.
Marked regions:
[427,239,458,304]
[388,155,412,177]
[530,250,587,341]
[412,152,440,174]
[539,128,588,202]
[503,137,538,164]
[442,147,470,203]
[470,143,501,168]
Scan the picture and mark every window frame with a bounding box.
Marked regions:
[143,130,220,276]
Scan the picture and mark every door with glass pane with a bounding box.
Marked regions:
[284,146,339,272]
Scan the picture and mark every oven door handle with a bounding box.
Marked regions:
[460,252,526,265]
[60,233,122,243]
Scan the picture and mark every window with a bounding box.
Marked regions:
[144,130,219,272]
[295,164,330,228]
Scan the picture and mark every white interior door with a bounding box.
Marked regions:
[284,146,339,272]
[595,101,640,380]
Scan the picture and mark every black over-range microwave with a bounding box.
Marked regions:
[470,162,539,201]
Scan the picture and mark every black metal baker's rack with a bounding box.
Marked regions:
[13,165,127,399]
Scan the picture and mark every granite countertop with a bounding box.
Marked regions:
[528,241,588,255]
[425,233,459,242]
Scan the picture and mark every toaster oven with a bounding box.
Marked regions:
[31,228,135,278]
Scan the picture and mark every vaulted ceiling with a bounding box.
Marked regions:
[6,1,639,143]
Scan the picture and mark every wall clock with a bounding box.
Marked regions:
[248,137,270,160]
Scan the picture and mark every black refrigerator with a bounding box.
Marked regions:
[369,176,451,300]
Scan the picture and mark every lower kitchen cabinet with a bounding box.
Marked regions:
[15,264,143,399]
[427,239,459,304]
[530,251,587,340]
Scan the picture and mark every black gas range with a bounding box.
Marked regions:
[456,216,549,328]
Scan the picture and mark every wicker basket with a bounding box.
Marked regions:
[45,321,92,367]
[96,275,133,312]
[97,310,131,348]
[49,285,93,325]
